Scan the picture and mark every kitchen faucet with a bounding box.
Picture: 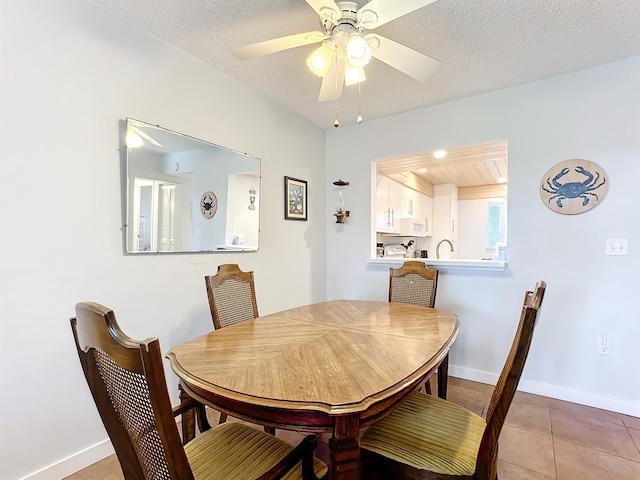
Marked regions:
[436,239,454,259]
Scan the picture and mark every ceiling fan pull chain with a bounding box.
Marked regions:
[334,44,340,128]
[357,81,364,124]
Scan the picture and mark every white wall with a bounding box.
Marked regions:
[326,57,640,417]
[0,1,326,479]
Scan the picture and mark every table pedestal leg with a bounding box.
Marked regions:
[329,416,360,479]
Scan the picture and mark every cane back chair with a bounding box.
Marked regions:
[389,261,444,397]
[71,302,327,480]
[360,281,546,480]
[205,264,259,330]
[204,264,266,429]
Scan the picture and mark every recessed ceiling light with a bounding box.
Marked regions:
[433,150,447,159]
[498,177,508,183]
[418,168,427,173]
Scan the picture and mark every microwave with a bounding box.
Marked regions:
[399,218,427,237]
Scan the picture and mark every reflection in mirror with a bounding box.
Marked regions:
[124,118,260,253]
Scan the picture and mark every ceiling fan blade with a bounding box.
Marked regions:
[318,57,345,102]
[232,31,327,60]
[357,0,438,29]
[306,0,343,24]
[368,34,441,82]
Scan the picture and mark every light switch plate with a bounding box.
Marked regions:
[605,239,628,255]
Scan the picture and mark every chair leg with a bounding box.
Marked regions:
[264,426,276,435]
[424,378,432,394]
[437,353,449,399]
[218,412,228,424]
[178,386,196,444]
[196,403,212,432]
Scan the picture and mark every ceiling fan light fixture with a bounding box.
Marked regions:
[306,42,333,77]
[346,34,372,68]
[344,64,366,86]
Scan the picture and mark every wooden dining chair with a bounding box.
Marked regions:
[205,263,259,330]
[360,281,546,480]
[388,261,444,397]
[204,263,270,430]
[71,302,328,480]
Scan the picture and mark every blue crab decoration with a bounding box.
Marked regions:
[542,166,606,208]
[201,193,215,212]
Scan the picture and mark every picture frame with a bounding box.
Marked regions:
[284,176,308,221]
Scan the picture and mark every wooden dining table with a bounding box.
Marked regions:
[167,299,459,480]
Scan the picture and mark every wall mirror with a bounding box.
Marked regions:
[124,118,260,253]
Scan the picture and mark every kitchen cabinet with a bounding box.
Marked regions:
[433,184,458,255]
[377,174,434,235]
[376,174,403,233]
[412,191,433,236]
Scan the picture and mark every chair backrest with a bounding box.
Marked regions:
[205,264,259,330]
[476,281,546,478]
[389,261,439,308]
[71,302,194,479]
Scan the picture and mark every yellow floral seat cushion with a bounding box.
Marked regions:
[185,422,328,479]
[360,393,486,476]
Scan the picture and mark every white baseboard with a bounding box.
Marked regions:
[449,365,640,417]
[19,439,114,480]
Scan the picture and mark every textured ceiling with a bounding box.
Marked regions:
[91,0,640,129]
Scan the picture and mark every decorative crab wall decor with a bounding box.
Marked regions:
[539,159,608,214]
[199,191,218,219]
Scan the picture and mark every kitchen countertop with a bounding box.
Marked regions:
[367,257,507,271]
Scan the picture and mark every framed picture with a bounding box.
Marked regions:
[284,176,308,221]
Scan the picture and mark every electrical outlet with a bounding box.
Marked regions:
[605,239,628,255]
[598,332,611,355]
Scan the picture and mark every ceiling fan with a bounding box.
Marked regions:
[232,0,442,102]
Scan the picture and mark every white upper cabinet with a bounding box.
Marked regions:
[376,174,433,236]
[376,174,401,233]
[433,184,458,255]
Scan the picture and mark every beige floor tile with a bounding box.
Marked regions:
[555,438,640,480]
[275,428,307,444]
[628,428,640,453]
[498,459,556,480]
[64,454,123,480]
[506,401,552,436]
[550,409,640,461]
[549,398,624,425]
[513,390,551,408]
[498,424,557,478]
[448,376,493,393]
[314,440,331,467]
[447,383,490,417]
[622,414,640,430]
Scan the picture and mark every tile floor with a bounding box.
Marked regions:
[65,377,640,479]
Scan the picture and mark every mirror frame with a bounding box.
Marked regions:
[123,118,261,254]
